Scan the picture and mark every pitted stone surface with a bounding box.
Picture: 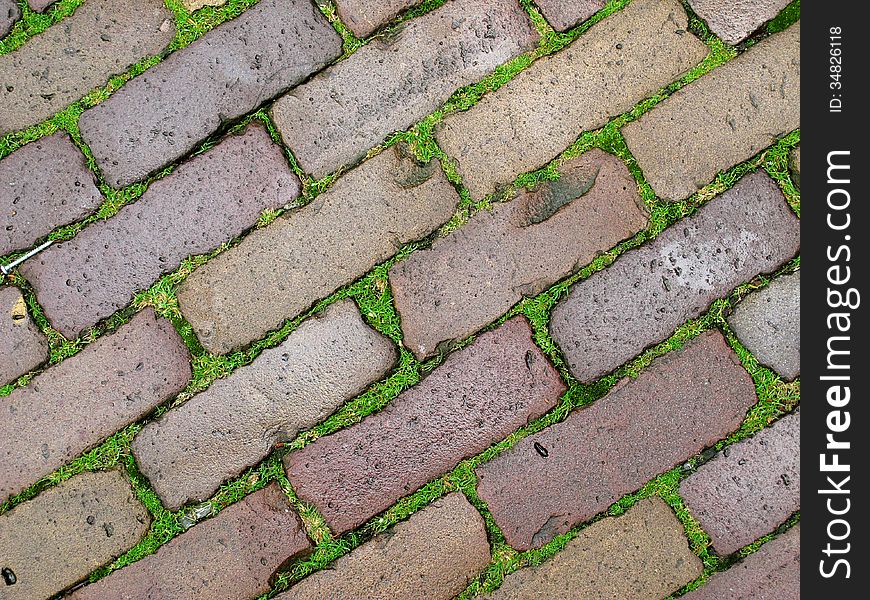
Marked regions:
[728,271,800,380]
[0,286,48,385]
[0,470,150,600]
[0,309,190,502]
[390,149,648,360]
[276,493,490,600]
[623,22,800,201]
[535,0,605,32]
[1,132,103,256]
[70,483,312,600]
[477,331,756,550]
[20,124,299,339]
[486,498,702,599]
[0,0,175,136]
[284,317,565,534]
[550,171,800,383]
[680,411,800,555]
[134,300,397,510]
[79,0,341,188]
[334,0,419,38]
[688,0,791,44]
[272,0,539,179]
[1,0,19,38]
[177,144,458,355]
[790,146,800,187]
[436,0,707,199]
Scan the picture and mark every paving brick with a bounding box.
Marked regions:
[478,331,755,550]
[729,271,800,380]
[550,171,800,383]
[683,524,800,600]
[134,300,397,510]
[70,483,312,600]
[390,149,648,360]
[680,411,800,555]
[285,317,565,534]
[0,0,175,136]
[0,286,48,385]
[334,0,418,38]
[790,146,800,187]
[272,0,538,179]
[78,0,341,188]
[277,493,490,600]
[486,497,702,599]
[20,124,298,339]
[28,1,59,12]
[535,0,605,32]
[436,0,707,199]
[183,0,227,11]
[1,132,103,256]
[0,470,150,600]
[0,308,190,502]
[177,144,458,354]
[623,22,800,201]
[1,0,19,38]
[688,0,791,45]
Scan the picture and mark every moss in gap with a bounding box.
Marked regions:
[767,0,800,34]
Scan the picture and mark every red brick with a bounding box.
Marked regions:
[1,286,48,385]
[333,0,418,38]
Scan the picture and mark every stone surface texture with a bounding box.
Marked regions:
[0,286,48,385]
[790,146,800,187]
[333,0,418,38]
[535,0,605,31]
[28,1,60,12]
[688,0,791,44]
[1,0,20,38]
[183,0,227,11]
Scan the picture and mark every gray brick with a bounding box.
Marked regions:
[0,308,190,502]
[390,149,648,360]
[334,0,419,38]
[70,483,312,600]
[729,271,800,380]
[478,331,756,550]
[0,470,150,600]
[276,493,490,600]
[0,0,175,136]
[284,317,565,534]
[177,144,458,355]
[20,123,298,339]
[79,0,341,188]
[680,411,800,555]
[272,0,539,179]
[1,0,20,38]
[623,22,800,201]
[688,0,791,44]
[535,0,605,32]
[1,132,103,256]
[134,300,397,510]
[486,498,702,599]
[436,0,707,199]
[550,171,800,383]
[0,286,48,386]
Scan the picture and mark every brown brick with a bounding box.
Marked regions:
[477,331,756,550]
[276,493,490,600]
[70,483,312,600]
[486,497,702,599]
[390,149,648,360]
[535,0,605,32]
[134,300,397,510]
[284,317,565,534]
[0,470,150,600]
[177,144,458,355]
[623,22,800,201]
[687,0,792,44]
[1,0,20,38]
[436,0,707,199]
[334,0,418,38]
[1,286,48,385]
[550,171,800,383]
[0,309,190,502]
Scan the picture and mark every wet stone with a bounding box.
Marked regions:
[687,0,792,44]
[535,0,605,32]
[333,0,419,38]
[0,286,48,385]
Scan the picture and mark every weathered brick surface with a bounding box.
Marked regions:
[535,0,605,32]
[0,0,175,136]
[272,0,539,179]
[0,470,150,600]
[688,0,791,44]
[182,0,227,11]
[0,309,190,502]
[70,483,312,600]
[436,0,707,199]
[1,132,103,256]
[134,300,397,510]
[680,411,800,555]
[791,146,800,187]
[334,0,418,38]
[20,124,298,339]
[1,0,19,38]
[478,331,755,550]
[390,149,648,360]
[683,524,800,599]
[28,0,58,12]
[0,286,48,385]
[277,493,490,600]
[177,144,457,354]
[79,0,341,188]
[486,497,702,599]
[550,171,800,383]
[623,22,800,201]
[729,271,800,380]
[285,317,565,534]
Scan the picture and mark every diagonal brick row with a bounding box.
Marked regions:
[0,286,48,385]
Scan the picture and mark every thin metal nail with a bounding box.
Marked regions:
[0,240,54,275]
